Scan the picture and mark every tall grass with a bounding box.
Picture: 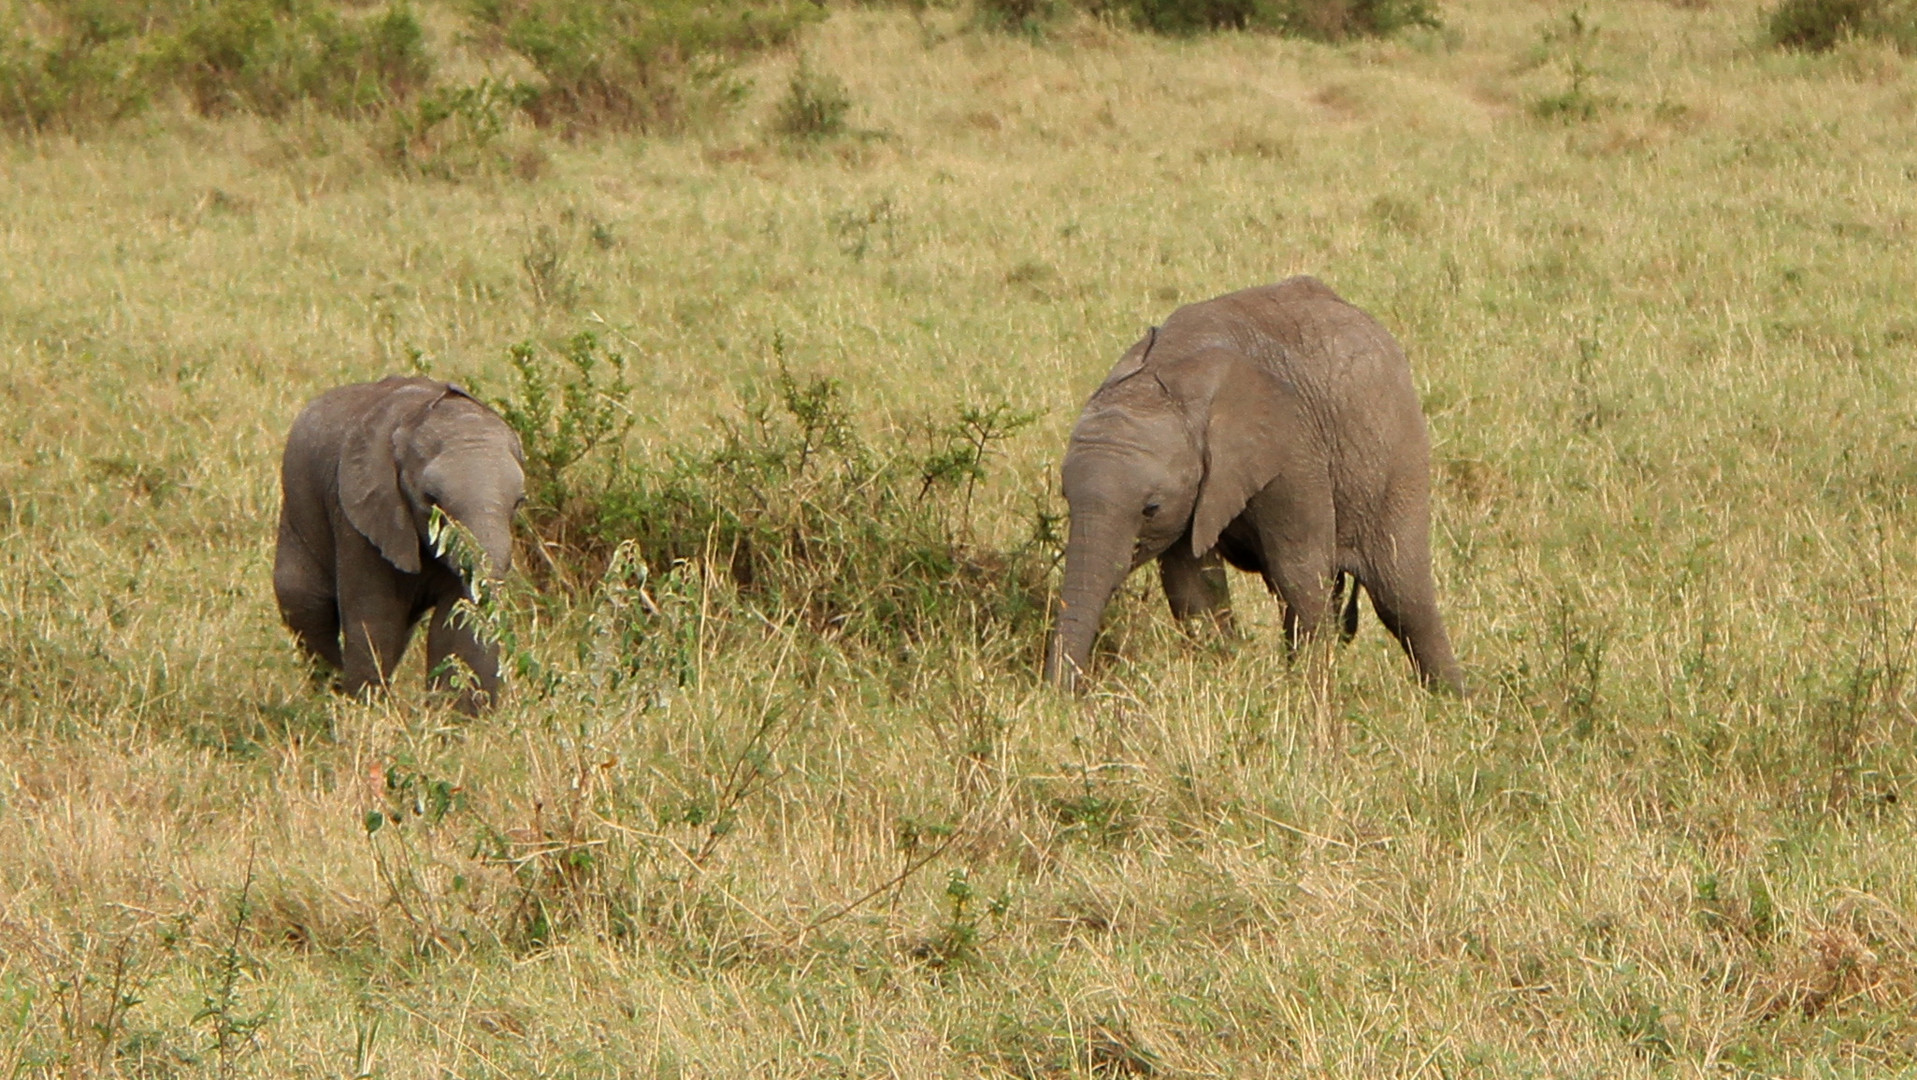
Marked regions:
[2,0,1917,1074]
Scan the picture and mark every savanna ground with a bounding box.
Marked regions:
[5,0,1917,1075]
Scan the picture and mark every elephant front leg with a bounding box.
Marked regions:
[1243,486,1337,653]
[336,544,419,700]
[427,592,502,714]
[1159,543,1235,638]
[339,591,417,700]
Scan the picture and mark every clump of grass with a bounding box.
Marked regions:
[1767,0,1917,51]
[973,0,1075,36]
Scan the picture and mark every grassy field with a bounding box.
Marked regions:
[5,0,1917,1074]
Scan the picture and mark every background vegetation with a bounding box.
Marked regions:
[4,0,1917,1075]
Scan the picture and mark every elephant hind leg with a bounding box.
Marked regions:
[274,542,344,672]
[1361,556,1463,694]
[278,590,344,674]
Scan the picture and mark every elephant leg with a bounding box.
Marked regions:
[1245,486,1338,651]
[1361,537,1464,694]
[340,595,416,700]
[335,542,418,699]
[274,538,343,673]
[1159,543,1235,637]
[427,592,501,714]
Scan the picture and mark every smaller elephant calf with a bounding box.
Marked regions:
[274,376,525,713]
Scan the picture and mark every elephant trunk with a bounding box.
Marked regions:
[470,518,515,582]
[1044,509,1138,690]
[432,494,516,584]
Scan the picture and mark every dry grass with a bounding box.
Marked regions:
[4,0,1917,1074]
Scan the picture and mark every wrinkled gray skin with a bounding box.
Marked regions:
[1044,277,1463,693]
[274,376,526,713]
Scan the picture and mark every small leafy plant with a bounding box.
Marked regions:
[1529,9,1608,122]
[492,331,635,512]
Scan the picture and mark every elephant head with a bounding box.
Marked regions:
[1045,334,1299,689]
[338,382,526,581]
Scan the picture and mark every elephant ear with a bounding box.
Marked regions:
[338,385,438,574]
[1187,356,1293,557]
[438,381,526,464]
[1094,327,1160,393]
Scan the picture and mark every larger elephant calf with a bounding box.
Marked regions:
[1044,276,1464,693]
[275,376,525,713]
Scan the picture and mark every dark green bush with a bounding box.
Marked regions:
[0,0,430,132]
[2,0,816,137]
[1086,0,1439,37]
[0,2,152,133]
[469,0,822,133]
[1766,0,1917,51]
[1274,0,1442,39]
[973,0,1073,36]
[156,0,431,117]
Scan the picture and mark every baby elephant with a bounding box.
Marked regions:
[275,376,525,713]
[1044,277,1463,693]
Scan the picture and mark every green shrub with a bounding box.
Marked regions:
[595,366,1050,650]
[470,0,821,133]
[383,77,539,179]
[1766,0,1917,51]
[1527,10,1606,123]
[489,333,1054,655]
[492,331,635,513]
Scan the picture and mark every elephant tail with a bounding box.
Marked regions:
[1334,571,1360,643]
